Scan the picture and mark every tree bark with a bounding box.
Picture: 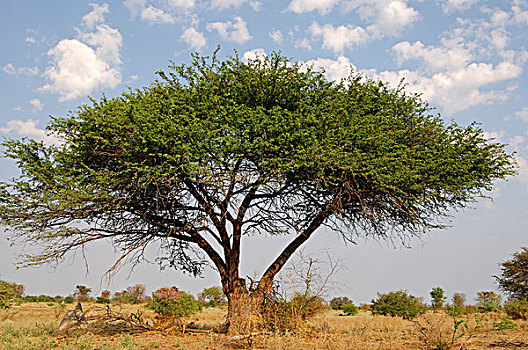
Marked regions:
[224,277,266,335]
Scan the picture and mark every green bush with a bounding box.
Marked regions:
[430,287,447,309]
[475,291,502,312]
[96,297,110,304]
[341,303,358,316]
[198,286,226,308]
[504,299,528,320]
[330,296,353,310]
[146,287,201,318]
[371,290,426,320]
[64,296,75,304]
[0,280,24,309]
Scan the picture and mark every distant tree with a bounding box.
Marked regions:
[430,287,447,309]
[100,290,111,299]
[74,285,91,302]
[371,290,426,320]
[450,292,466,314]
[126,284,146,303]
[198,286,226,307]
[496,247,528,300]
[0,280,23,309]
[0,51,515,334]
[330,296,353,310]
[475,291,502,312]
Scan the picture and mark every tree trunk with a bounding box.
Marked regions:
[225,278,266,335]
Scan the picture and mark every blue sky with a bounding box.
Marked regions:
[0,0,527,304]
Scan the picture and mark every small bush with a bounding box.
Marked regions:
[475,291,502,312]
[504,299,528,320]
[341,303,358,316]
[330,296,353,310]
[64,296,75,304]
[371,290,426,320]
[96,297,110,304]
[146,287,201,329]
[198,286,226,308]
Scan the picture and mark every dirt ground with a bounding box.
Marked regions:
[1,302,528,349]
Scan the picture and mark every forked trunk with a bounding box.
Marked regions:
[225,278,266,335]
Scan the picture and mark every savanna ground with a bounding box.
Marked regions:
[1,302,528,350]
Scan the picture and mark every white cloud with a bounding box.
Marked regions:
[0,119,59,145]
[210,0,246,10]
[371,61,522,115]
[207,16,252,44]
[40,4,122,101]
[295,38,312,50]
[515,156,528,193]
[516,107,528,122]
[140,5,175,23]
[513,4,528,25]
[249,1,261,11]
[309,22,369,53]
[29,99,43,111]
[2,63,39,76]
[242,48,267,62]
[25,36,37,44]
[392,40,472,72]
[269,29,283,44]
[441,0,479,13]
[180,27,207,50]
[166,0,195,11]
[288,0,340,15]
[123,0,146,17]
[82,3,109,29]
[303,56,356,82]
[345,0,419,37]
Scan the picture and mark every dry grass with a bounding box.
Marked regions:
[2,303,528,349]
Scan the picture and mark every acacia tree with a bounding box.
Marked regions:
[0,52,515,333]
[496,247,528,300]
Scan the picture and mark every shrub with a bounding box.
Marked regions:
[0,281,24,309]
[475,291,501,312]
[96,297,110,304]
[146,287,201,328]
[341,303,358,316]
[430,287,447,309]
[64,296,75,304]
[371,290,426,320]
[504,299,528,320]
[330,296,353,310]
[74,285,92,302]
[198,286,226,307]
[126,284,146,303]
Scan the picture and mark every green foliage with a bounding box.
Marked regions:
[341,303,358,316]
[74,285,92,302]
[0,51,515,280]
[371,290,426,320]
[96,297,111,304]
[198,286,226,307]
[64,296,75,304]
[475,291,502,312]
[504,298,528,320]
[330,296,353,310]
[0,280,24,309]
[492,316,517,330]
[146,287,201,318]
[430,287,447,309]
[496,247,528,300]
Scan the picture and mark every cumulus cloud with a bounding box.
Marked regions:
[441,0,479,13]
[269,29,283,44]
[303,56,356,82]
[295,38,312,50]
[392,40,472,72]
[180,27,207,50]
[309,22,369,54]
[123,0,179,23]
[371,61,522,115]
[2,63,39,76]
[242,48,267,62]
[516,107,528,122]
[207,16,252,44]
[288,0,340,15]
[0,119,59,145]
[140,5,175,23]
[82,3,109,28]
[344,0,419,37]
[210,0,246,10]
[29,99,43,111]
[40,3,122,101]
